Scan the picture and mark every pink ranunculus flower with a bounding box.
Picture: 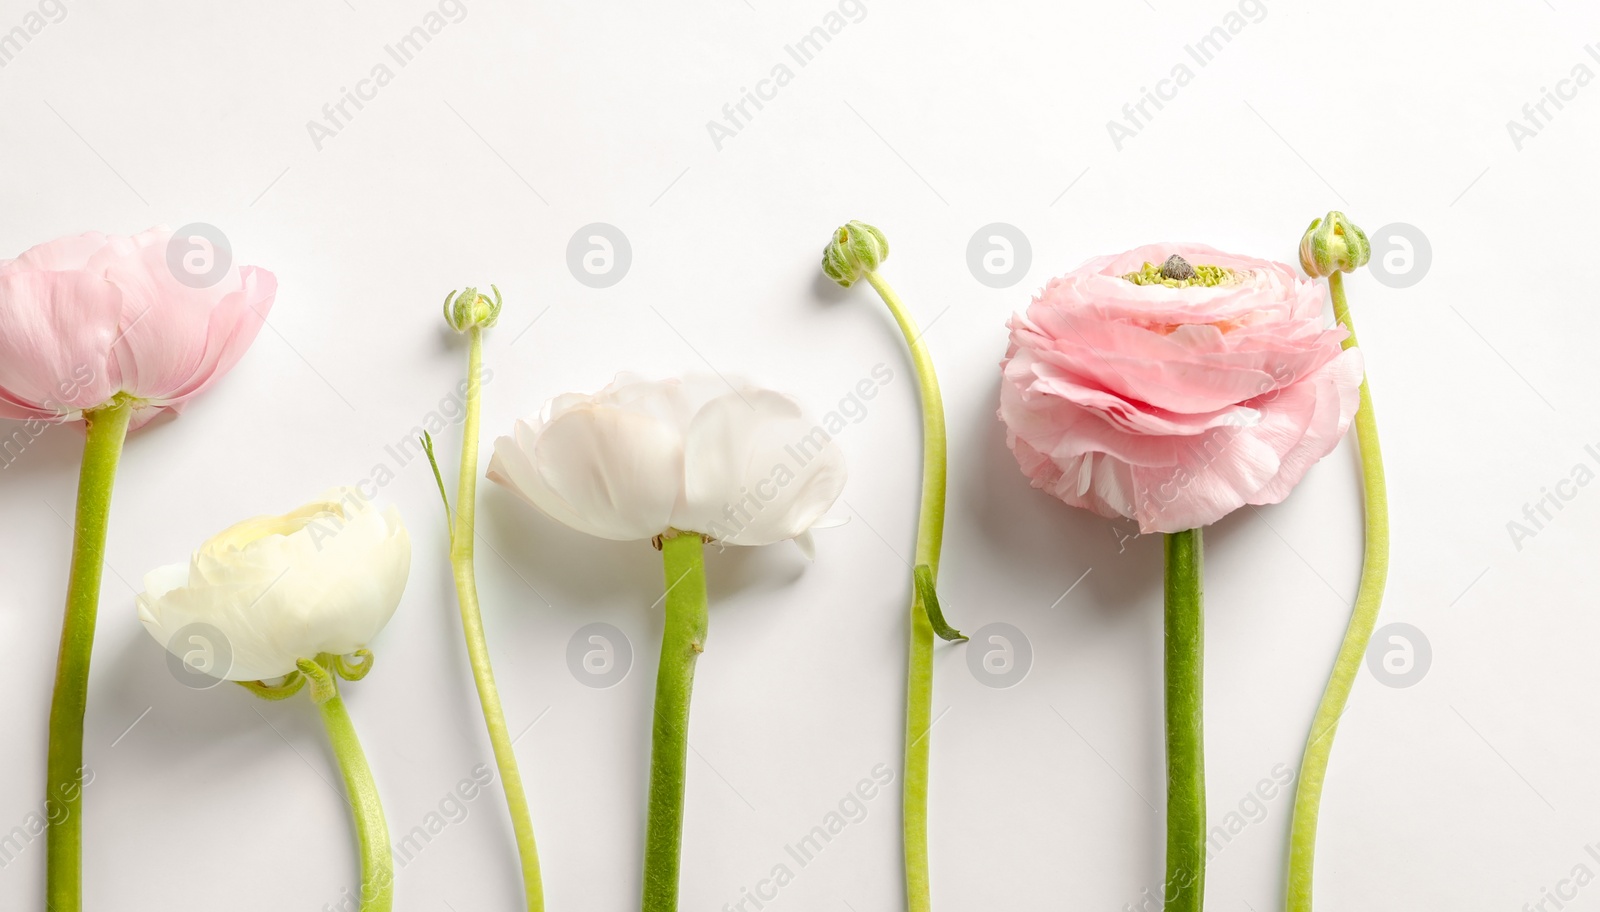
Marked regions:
[999,242,1363,534]
[0,227,276,429]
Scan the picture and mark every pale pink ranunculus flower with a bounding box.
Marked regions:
[0,227,276,429]
[487,373,847,555]
[999,242,1363,534]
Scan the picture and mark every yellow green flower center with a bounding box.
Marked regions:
[1122,256,1241,288]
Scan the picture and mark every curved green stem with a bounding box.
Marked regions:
[642,532,709,912]
[1287,271,1389,912]
[313,671,394,912]
[1163,529,1205,912]
[449,326,545,910]
[45,397,133,912]
[864,269,947,912]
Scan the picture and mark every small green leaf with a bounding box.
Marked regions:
[914,564,967,642]
[420,431,452,542]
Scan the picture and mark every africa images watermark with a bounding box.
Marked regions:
[347,365,492,506]
[1520,840,1600,912]
[322,763,496,911]
[704,0,870,151]
[0,765,94,869]
[305,0,468,151]
[276,368,494,555]
[0,364,98,470]
[1505,43,1600,151]
[0,0,67,69]
[1505,441,1600,552]
[1118,359,1299,538]
[702,363,893,544]
[1105,0,1270,151]
[1122,762,1295,912]
[722,762,895,912]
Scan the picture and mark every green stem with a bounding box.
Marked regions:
[315,682,393,912]
[45,398,133,912]
[1163,529,1205,912]
[1287,272,1389,912]
[642,532,709,912]
[449,326,545,910]
[864,270,947,912]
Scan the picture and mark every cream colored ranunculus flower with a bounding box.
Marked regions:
[137,489,411,682]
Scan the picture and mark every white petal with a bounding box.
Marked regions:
[524,403,682,540]
[792,530,816,560]
[677,388,848,546]
[140,562,189,602]
[810,513,850,530]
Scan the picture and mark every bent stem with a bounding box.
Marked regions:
[45,397,134,912]
[1287,272,1389,912]
[449,326,546,910]
[642,532,709,912]
[864,270,949,912]
[1164,529,1205,912]
[313,668,393,912]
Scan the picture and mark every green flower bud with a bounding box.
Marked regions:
[1299,212,1371,278]
[821,221,889,288]
[443,285,503,332]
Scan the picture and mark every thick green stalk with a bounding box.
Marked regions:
[864,270,947,912]
[450,326,545,910]
[316,684,393,912]
[1287,272,1389,911]
[1164,529,1205,912]
[642,532,709,912]
[45,398,133,912]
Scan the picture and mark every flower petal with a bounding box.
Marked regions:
[0,270,123,419]
[678,388,847,546]
[497,404,683,541]
[0,231,110,276]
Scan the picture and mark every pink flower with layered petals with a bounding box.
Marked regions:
[999,242,1363,534]
[0,227,276,429]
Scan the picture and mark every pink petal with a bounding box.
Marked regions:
[0,270,123,419]
[0,231,111,277]
[151,266,277,404]
[93,229,246,400]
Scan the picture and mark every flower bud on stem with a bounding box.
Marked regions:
[443,286,503,333]
[823,222,960,912]
[1299,212,1371,278]
[428,294,546,910]
[1287,218,1390,912]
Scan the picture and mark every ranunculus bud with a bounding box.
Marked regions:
[1299,211,1371,277]
[821,221,889,288]
[443,285,502,332]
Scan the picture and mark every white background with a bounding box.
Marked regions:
[0,1,1593,910]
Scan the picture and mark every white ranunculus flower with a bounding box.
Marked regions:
[137,489,411,682]
[487,373,847,554]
